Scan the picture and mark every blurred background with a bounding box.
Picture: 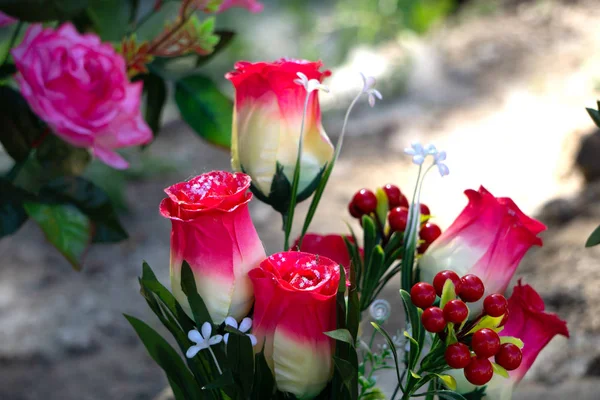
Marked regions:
[2,0,600,398]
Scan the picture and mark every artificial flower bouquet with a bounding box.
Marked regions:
[128,58,569,400]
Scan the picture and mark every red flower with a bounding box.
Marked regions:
[419,186,546,301]
[294,233,353,269]
[160,171,266,324]
[249,251,339,398]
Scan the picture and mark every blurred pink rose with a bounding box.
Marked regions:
[11,23,151,169]
[218,0,263,13]
[0,11,17,27]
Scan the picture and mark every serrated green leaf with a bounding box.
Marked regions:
[491,362,509,379]
[324,329,354,346]
[585,224,600,247]
[180,261,213,326]
[175,74,232,148]
[24,203,91,270]
[124,314,202,399]
[500,336,524,348]
[0,0,88,22]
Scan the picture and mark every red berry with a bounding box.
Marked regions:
[472,328,500,358]
[418,223,442,253]
[445,343,471,369]
[388,207,409,232]
[421,307,446,333]
[464,357,493,386]
[443,299,469,324]
[459,274,485,302]
[433,270,462,297]
[410,282,436,309]
[420,203,431,215]
[352,189,377,214]
[495,343,522,371]
[348,203,363,218]
[484,294,508,317]
[498,310,510,327]
[382,184,402,209]
[399,194,409,208]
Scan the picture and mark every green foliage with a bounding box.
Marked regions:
[142,72,168,138]
[87,0,132,41]
[175,74,233,149]
[0,178,36,237]
[24,202,91,270]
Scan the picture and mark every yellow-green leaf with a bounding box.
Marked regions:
[467,315,504,335]
[491,362,509,379]
[436,374,457,390]
[500,336,524,348]
[440,279,456,309]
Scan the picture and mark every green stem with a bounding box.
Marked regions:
[400,164,423,292]
[297,90,364,249]
[1,21,23,67]
[283,92,311,251]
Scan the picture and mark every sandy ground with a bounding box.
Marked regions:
[3,0,600,398]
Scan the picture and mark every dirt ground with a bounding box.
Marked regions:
[3,0,600,398]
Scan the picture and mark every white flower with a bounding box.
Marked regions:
[186,322,223,358]
[294,72,330,93]
[404,142,439,165]
[434,150,449,177]
[360,72,382,107]
[223,316,258,347]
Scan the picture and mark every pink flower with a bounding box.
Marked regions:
[11,23,151,169]
[0,11,17,27]
[226,59,333,212]
[249,251,339,398]
[419,186,546,301]
[294,233,353,269]
[218,0,263,13]
[160,171,266,324]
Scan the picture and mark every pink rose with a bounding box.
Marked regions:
[249,251,339,398]
[419,186,546,301]
[0,11,17,27]
[160,171,266,324]
[11,23,151,169]
[226,59,333,211]
[218,0,264,13]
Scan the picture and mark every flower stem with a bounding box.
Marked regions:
[296,90,364,249]
[283,92,311,251]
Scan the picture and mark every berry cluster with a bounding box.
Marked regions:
[410,270,523,386]
[348,184,442,253]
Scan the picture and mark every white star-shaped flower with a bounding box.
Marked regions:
[223,316,257,347]
[360,72,382,107]
[404,142,440,165]
[294,72,330,93]
[186,322,223,358]
[434,150,449,177]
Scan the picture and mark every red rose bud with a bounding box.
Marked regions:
[419,186,546,313]
[249,252,339,399]
[160,171,266,324]
[226,59,333,213]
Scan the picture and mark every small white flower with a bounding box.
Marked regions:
[223,316,258,347]
[404,142,440,165]
[186,322,223,359]
[360,72,382,107]
[434,150,449,177]
[294,72,329,93]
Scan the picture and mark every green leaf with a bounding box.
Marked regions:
[251,350,275,400]
[226,332,254,394]
[38,177,127,243]
[491,362,509,379]
[324,329,354,346]
[371,322,403,387]
[35,134,91,178]
[175,74,232,148]
[375,187,388,228]
[436,391,468,400]
[587,107,600,128]
[462,387,487,400]
[124,315,202,399]
[202,369,235,390]
[585,224,600,247]
[435,374,457,390]
[466,315,504,335]
[87,0,132,41]
[143,72,168,138]
[410,370,421,379]
[0,178,36,238]
[0,63,16,79]
[500,336,524,348]
[0,0,88,21]
[180,260,213,325]
[195,30,236,67]
[439,279,456,309]
[333,356,356,395]
[362,215,377,267]
[400,289,425,370]
[0,86,45,162]
[24,202,91,270]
